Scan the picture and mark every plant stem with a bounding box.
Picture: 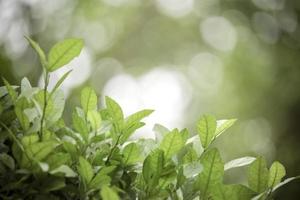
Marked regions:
[105,134,121,165]
[39,70,49,141]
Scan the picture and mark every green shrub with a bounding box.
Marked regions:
[0,38,298,200]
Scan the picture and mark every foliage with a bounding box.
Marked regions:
[0,38,298,200]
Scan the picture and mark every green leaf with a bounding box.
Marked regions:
[46,152,71,170]
[34,90,65,126]
[100,185,119,200]
[212,184,255,200]
[159,129,186,159]
[25,36,47,68]
[78,156,94,185]
[50,165,77,177]
[72,108,89,142]
[105,96,123,121]
[183,162,203,178]
[153,123,170,143]
[197,114,217,149]
[105,96,124,134]
[252,176,300,200]
[42,177,66,192]
[247,156,269,193]
[25,141,57,161]
[195,148,224,199]
[225,157,256,171]
[123,143,141,165]
[215,118,237,138]
[15,97,30,130]
[0,153,15,170]
[120,109,153,142]
[47,38,84,71]
[50,69,72,97]
[142,149,164,189]
[87,110,102,131]
[272,176,300,191]
[2,78,18,103]
[89,166,116,189]
[268,161,286,188]
[81,87,98,114]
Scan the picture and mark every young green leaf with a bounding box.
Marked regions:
[212,184,255,200]
[183,162,203,178]
[225,157,256,171]
[50,165,77,177]
[105,96,124,121]
[247,156,269,193]
[142,149,164,189]
[105,96,124,134]
[272,176,300,191]
[197,114,217,149]
[89,166,116,189]
[153,123,170,143]
[25,36,47,68]
[2,78,18,103]
[100,185,119,200]
[195,148,224,199]
[81,87,98,114]
[25,141,57,161]
[14,97,30,130]
[123,143,141,165]
[0,153,15,170]
[78,156,94,185]
[215,118,237,138]
[72,109,89,142]
[50,69,72,97]
[87,110,102,131]
[268,161,286,188]
[47,38,84,71]
[159,129,186,159]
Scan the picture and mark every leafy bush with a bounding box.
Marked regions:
[0,38,298,200]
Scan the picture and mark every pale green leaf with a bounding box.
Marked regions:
[225,157,256,171]
[25,36,47,68]
[272,176,300,191]
[50,165,77,177]
[142,149,164,188]
[159,129,186,159]
[100,185,119,200]
[268,161,286,188]
[123,143,141,165]
[2,78,18,103]
[26,141,57,161]
[183,162,203,178]
[247,156,269,193]
[15,97,30,130]
[78,156,94,185]
[81,87,98,114]
[89,166,116,189]
[72,109,89,142]
[87,110,102,131]
[153,123,170,143]
[0,153,15,170]
[105,96,123,122]
[197,114,217,149]
[195,148,224,199]
[215,118,237,138]
[50,69,72,97]
[252,176,300,200]
[47,38,84,71]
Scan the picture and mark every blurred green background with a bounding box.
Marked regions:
[0,0,299,198]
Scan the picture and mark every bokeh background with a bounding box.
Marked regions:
[0,0,300,198]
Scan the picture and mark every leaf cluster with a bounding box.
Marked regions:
[0,38,298,200]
